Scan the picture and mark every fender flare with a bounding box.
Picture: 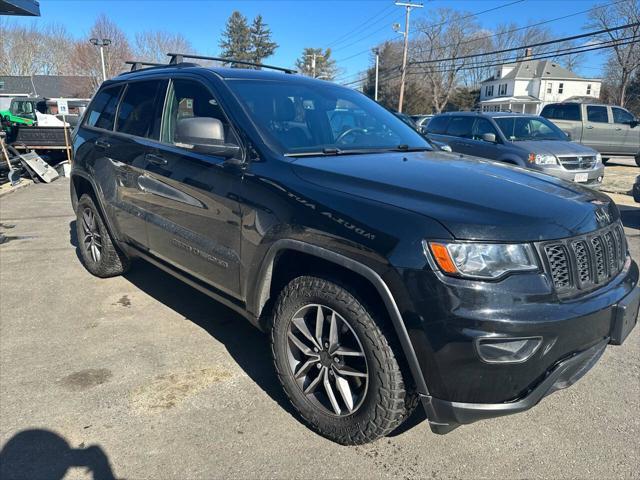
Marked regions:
[252,239,430,396]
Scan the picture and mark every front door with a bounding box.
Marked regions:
[142,77,243,298]
[583,105,612,152]
[611,106,640,155]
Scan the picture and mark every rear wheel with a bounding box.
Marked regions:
[271,276,414,445]
[75,194,129,278]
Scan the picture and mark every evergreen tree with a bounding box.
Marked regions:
[250,15,278,66]
[295,48,337,80]
[219,11,252,65]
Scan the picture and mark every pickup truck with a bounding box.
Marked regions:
[540,102,640,166]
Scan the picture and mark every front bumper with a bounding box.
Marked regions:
[536,164,605,188]
[395,256,639,432]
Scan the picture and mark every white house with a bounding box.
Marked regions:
[479,54,601,114]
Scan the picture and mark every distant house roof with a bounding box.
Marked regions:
[0,75,93,98]
[482,60,601,83]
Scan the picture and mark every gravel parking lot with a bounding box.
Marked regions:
[0,178,638,480]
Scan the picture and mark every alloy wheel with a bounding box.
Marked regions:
[286,304,369,416]
[81,207,102,263]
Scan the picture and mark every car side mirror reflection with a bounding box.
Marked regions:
[175,117,242,159]
[564,131,572,140]
[481,133,497,143]
[630,120,639,129]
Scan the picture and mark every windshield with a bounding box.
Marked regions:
[494,116,568,141]
[226,80,431,156]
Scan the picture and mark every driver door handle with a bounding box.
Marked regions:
[586,125,594,129]
[95,139,111,149]
[145,153,167,166]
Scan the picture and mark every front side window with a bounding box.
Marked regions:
[612,107,635,124]
[587,105,608,123]
[84,85,123,130]
[161,79,239,148]
[494,116,567,141]
[472,118,499,141]
[115,80,166,139]
[226,80,429,155]
[11,101,35,118]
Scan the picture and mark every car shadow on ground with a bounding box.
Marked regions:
[122,259,297,418]
[0,429,117,480]
[619,204,640,231]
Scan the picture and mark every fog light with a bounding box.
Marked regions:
[476,337,542,363]
[597,176,603,182]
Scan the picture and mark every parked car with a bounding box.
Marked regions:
[426,112,605,188]
[392,111,451,152]
[411,114,433,133]
[71,57,639,445]
[540,102,640,167]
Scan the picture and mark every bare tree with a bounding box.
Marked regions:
[134,31,193,64]
[71,14,132,91]
[587,0,640,106]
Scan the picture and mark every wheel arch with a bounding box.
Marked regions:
[250,239,430,397]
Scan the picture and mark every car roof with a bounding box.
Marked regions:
[435,111,539,118]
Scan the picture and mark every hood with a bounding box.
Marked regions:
[291,151,617,242]
[510,140,598,157]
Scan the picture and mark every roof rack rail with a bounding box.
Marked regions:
[167,53,296,74]
[125,61,165,72]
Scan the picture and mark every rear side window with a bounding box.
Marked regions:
[115,80,167,139]
[446,116,474,138]
[612,107,634,124]
[540,104,580,121]
[84,85,122,130]
[586,105,608,123]
[426,115,450,134]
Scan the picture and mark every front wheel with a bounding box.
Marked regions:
[271,276,414,445]
[635,154,639,168]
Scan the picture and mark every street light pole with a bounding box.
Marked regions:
[373,48,379,102]
[395,2,423,113]
[90,38,112,82]
[306,52,324,78]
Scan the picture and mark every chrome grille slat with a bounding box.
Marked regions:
[539,222,626,295]
[557,156,596,171]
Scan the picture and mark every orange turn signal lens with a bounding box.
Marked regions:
[429,242,458,274]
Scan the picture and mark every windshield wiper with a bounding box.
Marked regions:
[285,146,431,157]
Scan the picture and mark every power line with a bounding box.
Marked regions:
[324,3,396,49]
[410,22,640,65]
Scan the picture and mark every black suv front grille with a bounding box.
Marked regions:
[538,223,627,295]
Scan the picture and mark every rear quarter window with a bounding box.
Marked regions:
[84,85,123,131]
[426,115,450,134]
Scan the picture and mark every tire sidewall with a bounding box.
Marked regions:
[272,278,391,438]
[76,195,110,276]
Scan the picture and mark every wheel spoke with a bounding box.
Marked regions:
[292,317,320,350]
[334,346,364,357]
[328,311,339,352]
[294,357,318,379]
[314,305,324,346]
[334,372,354,413]
[90,244,98,263]
[287,331,315,357]
[333,364,367,378]
[303,369,323,394]
[322,368,341,415]
[82,211,91,231]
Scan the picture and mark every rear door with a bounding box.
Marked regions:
[142,77,243,298]
[611,106,640,155]
[583,105,612,153]
[443,116,476,155]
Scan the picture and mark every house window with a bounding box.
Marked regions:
[498,83,507,96]
[546,82,553,94]
[586,84,592,95]
[485,85,494,97]
[558,83,564,94]
[0,81,4,90]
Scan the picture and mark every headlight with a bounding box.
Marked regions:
[425,241,538,279]
[528,153,557,165]
[596,153,602,164]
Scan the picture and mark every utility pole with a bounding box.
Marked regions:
[373,48,380,101]
[90,38,112,82]
[395,1,423,112]
[306,51,324,78]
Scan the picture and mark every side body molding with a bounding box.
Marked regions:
[251,239,431,398]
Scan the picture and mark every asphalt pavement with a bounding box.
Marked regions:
[0,178,638,479]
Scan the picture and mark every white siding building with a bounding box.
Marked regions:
[479,58,601,114]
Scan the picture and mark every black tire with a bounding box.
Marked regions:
[602,157,609,165]
[635,154,639,168]
[75,194,129,278]
[271,275,414,445]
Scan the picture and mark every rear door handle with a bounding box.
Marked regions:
[616,127,622,131]
[145,153,167,166]
[95,139,110,149]
[586,125,594,129]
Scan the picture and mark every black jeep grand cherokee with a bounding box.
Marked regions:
[71,59,639,445]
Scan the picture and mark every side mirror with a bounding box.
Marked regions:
[630,120,639,129]
[481,133,497,143]
[564,130,572,140]
[440,144,453,152]
[175,117,242,159]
